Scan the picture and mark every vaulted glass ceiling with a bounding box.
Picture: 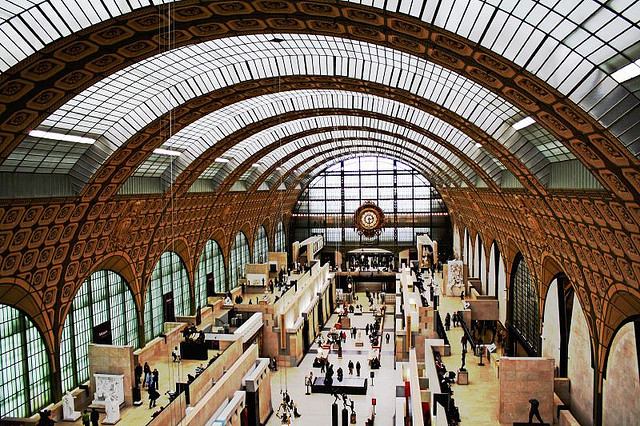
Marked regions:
[217,136,469,191]
[182,115,484,186]
[2,1,638,100]
[1,0,638,193]
[17,34,566,185]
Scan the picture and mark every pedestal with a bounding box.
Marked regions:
[457,370,468,385]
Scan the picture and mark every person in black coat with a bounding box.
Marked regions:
[134,363,143,386]
[148,388,160,408]
[152,368,159,390]
[90,408,99,426]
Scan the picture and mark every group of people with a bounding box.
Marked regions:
[134,362,161,408]
[444,312,464,331]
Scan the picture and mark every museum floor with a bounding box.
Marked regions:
[266,279,504,426]
[266,302,400,425]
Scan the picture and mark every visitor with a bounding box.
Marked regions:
[90,408,99,426]
[337,367,344,382]
[172,346,181,362]
[81,409,90,426]
[293,404,301,418]
[152,368,159,390]
[134,362,143,386]
[452,312,458,328]
[365,324,369,335]
[143,362,151,388]
[37,410,54,426]
[385,332,390,344]
[445,313,451,331]
[356,361,361,377]
[461,334,468,352]
[528,398,544,424]
[348,360,354,375]
[148,387,160,409]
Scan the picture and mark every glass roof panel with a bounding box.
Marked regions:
[256,147,445,191]
[181,115,481,186]
[26,34,566,182]
[1,1,637,122]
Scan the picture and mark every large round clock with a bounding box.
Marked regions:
[354,201,385,238]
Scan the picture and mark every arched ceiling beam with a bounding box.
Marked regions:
[149,90,501,185]
[262,145,451,194]
[205,128,475,192]
[170,110,509,197]
[0,4,635,199]
[259,144,458,190]
[234,135,475,192]
[75,78,529,200]
[236,139,468,191]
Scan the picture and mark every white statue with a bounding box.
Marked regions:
[62,391,81,421]
[103,395,121,424]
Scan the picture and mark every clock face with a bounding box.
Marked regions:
[354,202,385,238]
[361,211,379,229]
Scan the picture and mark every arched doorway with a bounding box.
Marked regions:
[508,253,540,356]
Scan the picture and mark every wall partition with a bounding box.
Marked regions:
[0,304,51,418]
[144,251,191,343]
[292,156,451,255]
[195,239,226,306]
[253,226,268,263]
[59,270,138,393]
[230,232,250,289]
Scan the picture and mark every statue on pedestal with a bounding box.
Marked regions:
[62,391,81,421]
[104,395,120,424]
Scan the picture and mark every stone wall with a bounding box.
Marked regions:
[602,322,640,426]
[542,278,561,370]
[567,300,594,426]
[499,357,554,424]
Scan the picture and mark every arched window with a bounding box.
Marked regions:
[0,305,51,418]
[144,252,191,343]
[253,226,268,263]
[230,232,250,289]
[511,254,540,355]
[275,221,286,252]
[59,270,138,392]
[195,240,226,306]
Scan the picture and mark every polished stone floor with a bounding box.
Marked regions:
[266,277,504,425]
[437,275,502,425]
[266,298,400,425]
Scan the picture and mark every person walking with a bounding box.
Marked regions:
[90,408,99,426]
[143,362,151,388]
[365,324,370,335]
[461,334,468,352]
[152,368,159,390]
[528,399,544,424]
[348,360,354,375]
[355,361,361,377]
[385,332,390,344]
[148,387,160,409]
[445,313,451,331]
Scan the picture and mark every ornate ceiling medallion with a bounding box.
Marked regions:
[354,201,385,238]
